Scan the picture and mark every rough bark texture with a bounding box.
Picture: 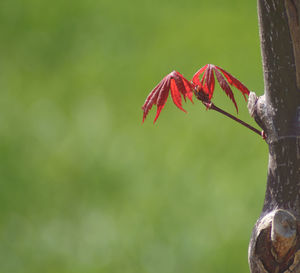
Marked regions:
[248,0,300,272]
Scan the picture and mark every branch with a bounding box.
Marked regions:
[203,101,264,138]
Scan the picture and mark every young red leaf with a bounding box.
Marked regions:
[192,64,208,86]
[170,79,185,111]
[214,68,238,112]
[142,80,164,122]
[154,77,171,122]
[176,72,194,101]
[142,71,193,123]
[192,64,250,111]
[142,65,264,139]
[205,64,215,99]
[182,76,194,98]
[215,66,250,100]
[172,71,193,102]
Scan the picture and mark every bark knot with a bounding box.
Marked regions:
[248,92,276,143]
[249,210,300,273]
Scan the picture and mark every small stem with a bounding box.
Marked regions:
[204,102,264,138]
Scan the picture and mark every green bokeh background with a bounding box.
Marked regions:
[0,0,268,272]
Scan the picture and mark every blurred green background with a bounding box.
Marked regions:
[0,0,268,272]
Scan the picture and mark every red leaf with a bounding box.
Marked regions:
[170,79,186,112]
[153,77,170,123]
[192,64,208,86]
[182,77,194,101]
[216,66,249,100]
[192,64,250,113]
[154,103,167,123]
[214,68,238,112]
[142,80,164,122]
[142,71,193,123]
[173,71,193,102]
[142,64,251,124]
[205,64,215,99]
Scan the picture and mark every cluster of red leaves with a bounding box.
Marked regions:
[142,64,250,123]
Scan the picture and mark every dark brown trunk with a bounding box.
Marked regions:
[248,0,300,272]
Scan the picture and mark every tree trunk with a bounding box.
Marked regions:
[248,0,300,272]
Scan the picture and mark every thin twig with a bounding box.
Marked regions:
[203,101,265,138]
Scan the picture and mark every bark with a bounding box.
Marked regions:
[248,0,300,272]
